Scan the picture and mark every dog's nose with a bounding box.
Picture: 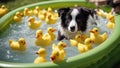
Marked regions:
[70,26,75,32]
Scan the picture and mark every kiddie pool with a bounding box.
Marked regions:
[0,0,120,68]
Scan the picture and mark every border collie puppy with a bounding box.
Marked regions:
[57,7,98,40]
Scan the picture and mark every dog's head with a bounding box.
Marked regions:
[58,7,96,33]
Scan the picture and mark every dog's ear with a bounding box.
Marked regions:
[78,7,90,16]
[78,7,96,16]
[57,7,70,17]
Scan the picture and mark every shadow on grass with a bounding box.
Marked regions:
[0,0,15,3]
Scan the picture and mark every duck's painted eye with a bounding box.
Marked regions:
[95,30,98,32]
[61,44,64,46]
[21,41,23,43]
[39,32,42,35]
[78,36,81,38]
[56,52,59,56]
[50,29,53,31]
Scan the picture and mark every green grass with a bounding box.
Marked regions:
[78,2,111,12]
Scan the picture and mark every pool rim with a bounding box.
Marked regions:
[0,0,120,67]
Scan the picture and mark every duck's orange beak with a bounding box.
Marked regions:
[89,30,94,33]
[52,29,56,32]
[36,52,39,54]
[23,41,26,45]
[63,44,67,47]
[36,35,39,38]
[50,56,55,61]
[109,16,114,22]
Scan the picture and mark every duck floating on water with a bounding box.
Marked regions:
[23,8,33,16]
[34,48,47,64]
[77,38,93,53]
[9,38,26,51]
[28,17,41,29]
[50,41,66,62]
[89,27,107,45]
[13,12,23,22]
[70,34,84,47]
[33,6,41,16]
[106,12,115,29]
[47,27,56,40]
[35,29,52,47]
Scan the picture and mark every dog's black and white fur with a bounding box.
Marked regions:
[57,7,98,40]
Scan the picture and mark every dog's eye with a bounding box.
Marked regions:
[66,19,71,23]
[76,15,81,22]
[76,19,80,22]
[66,15,72,22]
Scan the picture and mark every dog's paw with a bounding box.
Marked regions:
[57,30,66,41]
[57,35,65,41]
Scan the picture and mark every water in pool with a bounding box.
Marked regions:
[0,10,112,63]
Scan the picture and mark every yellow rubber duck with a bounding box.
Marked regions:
[106,21,114,29]
[13,12,23,22]
[53,12,58,18]
[106,12,115,29]
[23,8,33,16]
[96,9,107,18]
[89,28,107,45]
[42,34,52,46]
[44,7,58,24]
[46,7,53,15]
[38,10,47,20]
[50,41,66,62]
[52,41,67,51]
[35,29,52,47]
[34,48,47,64]
[106,12,114,22]
[47,27,56,40]
[28,17,41,29]
[35,27,55,46]
[33,6,41,16]
[35,30,44,46]
[0,5,8,16]
[50,51,61,62]
[45,13,58,24]
[47,7,52,13]
[9,38,26,51]
[38,7,58,23]
[70,34,84,47]
[77,38,93,53]
[46,7,58,16]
